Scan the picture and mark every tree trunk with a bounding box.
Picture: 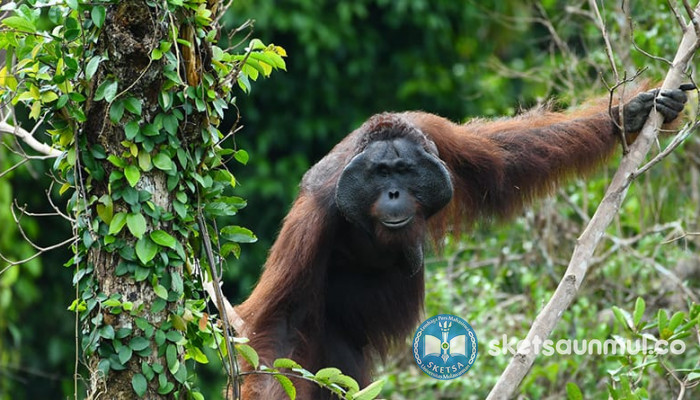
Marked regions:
[83,2,189,397]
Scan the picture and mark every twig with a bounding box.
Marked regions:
[0,235,77,275]
[636,121,698,176]
[589,0,619,78]
[668,0,688,31]
[486,3,700,399]
[0,158,29,179]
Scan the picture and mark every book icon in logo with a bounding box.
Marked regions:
[413,314,477,380]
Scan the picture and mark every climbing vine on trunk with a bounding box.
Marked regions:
[0,0,285,397]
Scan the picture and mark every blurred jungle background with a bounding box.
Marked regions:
[1,0,699,398]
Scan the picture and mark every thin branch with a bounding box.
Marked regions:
[213,0,236,26]
[589,0,619,78]
[196,214,241,398]
[486,3,700,399]
[0,157,29,179]
[45,181,76,222]
[635,121,699,176]
[668,0,688,31]
[0,235,77,275]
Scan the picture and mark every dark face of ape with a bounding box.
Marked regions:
[335,137,454,241]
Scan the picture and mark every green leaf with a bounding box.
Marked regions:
[99,324,115,339]
[186,346,209,364]
[125,165,141,187]
[107,154,126,168]
[96,195,114,224]
[150,230,176,249]
[236,344,259,369]
[142,123,159,137]
[132,373,147,397]
[127,213,147,239]
[173,200,187,219]
[171,314,187,331]
[97,359,110,377]
[86,56,103,80]
[41,91,59,103]
[134,265,151,282]
[142,362,155,380]
[2,16,36,32]
[125,97,143,115]
[172,363,187,384]
[169,272,184,296]
[220,225,257,244]
[353,379,384,400]
[153,284,168,299]
[110,101,125,123]
[234,149,249,165]
[204,197,243,217]
[273,358,302,369]
[166,344,179,374]
[159,91,173,110]
[688,372,700,382]
[566,382,584,400]
[29,101,41,120]
[109,212,128,235]
[103,298,122,308]
[153,153,174,171]
[658,310,669,333]
[94,80,119,103]
[162,114,178,135]
[612,306,632,330]
[633,297,645,329]
[138,150,152,171]
[135,317,151,331]
[118,345,133,365]
[151,48,163,60]
[221,242,240,259]
[91,5,106,28]
[315,367,341,381]
[331,374,359,393]
[248,38,266,50]
[152,362,164,374]
[165,330,183,343]
[129,336,150,351]
[274,374,296,400]
[135,236,158,264]
[125,120,140,140]
[668,312,686,333]
[155,329,166,346]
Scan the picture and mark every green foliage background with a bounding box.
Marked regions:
[1,0,699,399]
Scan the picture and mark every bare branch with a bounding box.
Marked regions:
[636,121,699,176]
[0,235,77,275]
[589,0,619,78]
[487,3,700,399]
[0,120,61,157]
[0,157,29,179]
[0,111,62,157]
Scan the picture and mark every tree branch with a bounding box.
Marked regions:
[0,121,62,157]
[486,4,700,399]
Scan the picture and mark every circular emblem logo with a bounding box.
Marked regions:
[412,314,478,380]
